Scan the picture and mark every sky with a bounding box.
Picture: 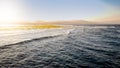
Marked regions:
[0,0,120,22]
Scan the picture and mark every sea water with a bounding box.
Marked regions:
[0,25,120,68]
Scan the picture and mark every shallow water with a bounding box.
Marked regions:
[0,28,71,46]
[0,25,120,68]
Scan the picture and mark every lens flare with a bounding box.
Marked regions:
[0,0,23,26]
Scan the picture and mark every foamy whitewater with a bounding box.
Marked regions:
[0,28,72,46]
[0,25,120,68]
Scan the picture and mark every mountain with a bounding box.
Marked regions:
[11,15,120,26]
[94,15,120,24]
[31,20,99,25]
[49,20,96,25]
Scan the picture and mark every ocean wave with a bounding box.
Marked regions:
[0,26,120,68]
[0,35,62,49]
[0,28,73,47]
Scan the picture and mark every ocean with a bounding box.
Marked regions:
[0,25,120,68]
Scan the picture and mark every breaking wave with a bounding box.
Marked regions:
[0,25,120,68]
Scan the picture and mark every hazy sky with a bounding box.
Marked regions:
[1,0,120,22]
[22,0,120,21]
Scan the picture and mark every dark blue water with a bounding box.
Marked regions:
[0,25,120,68]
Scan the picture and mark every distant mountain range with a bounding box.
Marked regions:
[13,15,120,26]
[94,15,120,24]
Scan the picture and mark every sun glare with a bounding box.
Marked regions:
[0,0,22,26]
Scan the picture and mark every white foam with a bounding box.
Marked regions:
[0,28,72,46]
